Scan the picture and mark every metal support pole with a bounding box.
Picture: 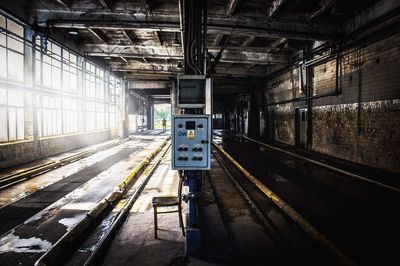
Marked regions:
[185,170,201,253]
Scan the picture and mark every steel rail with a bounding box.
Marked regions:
[243,136,400,193]
[84,143,171,266]
[212,142,356,266]
[0,138,129,190]
[34,137,171,266]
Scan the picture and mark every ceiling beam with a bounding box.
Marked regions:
[45,17,337,40]
[242,35,255,47]
[267,0,287,17]
[307,0,336,22]
[55,0,71,9]
[86,47,289,65]
[227,0,239,16]
[344,0,400,36]
[155,31,163,45]
[213,34,224,46]
[128,80,170,89]
[98,0,110,10]
[87,27,107,43]
[119,56,128,63]
[84,44,292,52]
[121,29,134,44]
[112,61,266,77]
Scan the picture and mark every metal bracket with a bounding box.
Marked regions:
[182,191,201,203]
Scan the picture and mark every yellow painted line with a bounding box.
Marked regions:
[35,137,171,266]
[116,137,171,192]
[213,142,357,266]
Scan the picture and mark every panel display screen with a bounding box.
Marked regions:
[185,121,196,130]
[178,79,205,104]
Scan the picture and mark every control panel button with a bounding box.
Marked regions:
[183,147,188,151]
[178,124,183,128]
[197,124,204,129]
[178,147,184,151]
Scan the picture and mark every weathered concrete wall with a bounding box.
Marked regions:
[270,104,296,145]
[313,100,400,173]
[266,32,400,173]
[266,67,304,145]
[0,129,119,169]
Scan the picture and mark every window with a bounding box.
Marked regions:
[62,50,78,93]
[62,98,79,134]
[109,105,117,128]
[85,62,96,98]
[96,103,105,130]
[0,14,24,82]
[39,96,62,137]
[0,88,25,142]
[108,75,121,129]
[85,102,96,131]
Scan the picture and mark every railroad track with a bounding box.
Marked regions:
[0,136,170,266]
[211,137,400,266]
[66,143,172,266]
[0,138,129,190]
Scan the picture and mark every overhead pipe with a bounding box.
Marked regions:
[178,0,185,71]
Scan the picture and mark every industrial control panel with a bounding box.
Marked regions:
[177,75,206,109]
[172,115,211,170]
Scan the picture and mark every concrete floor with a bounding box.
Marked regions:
[0,135,168,265]
[102,151,187,266]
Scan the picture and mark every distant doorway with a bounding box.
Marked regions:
[154,103,171,130]
[295,108,308,148]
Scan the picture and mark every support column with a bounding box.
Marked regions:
[147,97,154,130]
[122,81,129,138]
[305,46,314,150]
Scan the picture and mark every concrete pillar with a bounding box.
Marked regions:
[170,79,180,115]
[122,81,129,138]
[147,98,154,130]
[247,89,261,138]
[77,56,85,133]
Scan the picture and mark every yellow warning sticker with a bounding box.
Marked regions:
[187,130,195,140]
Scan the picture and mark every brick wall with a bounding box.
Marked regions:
[265,32,400,173]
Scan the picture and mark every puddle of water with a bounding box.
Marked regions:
[0,231,52,254]
[58,213,87,231]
